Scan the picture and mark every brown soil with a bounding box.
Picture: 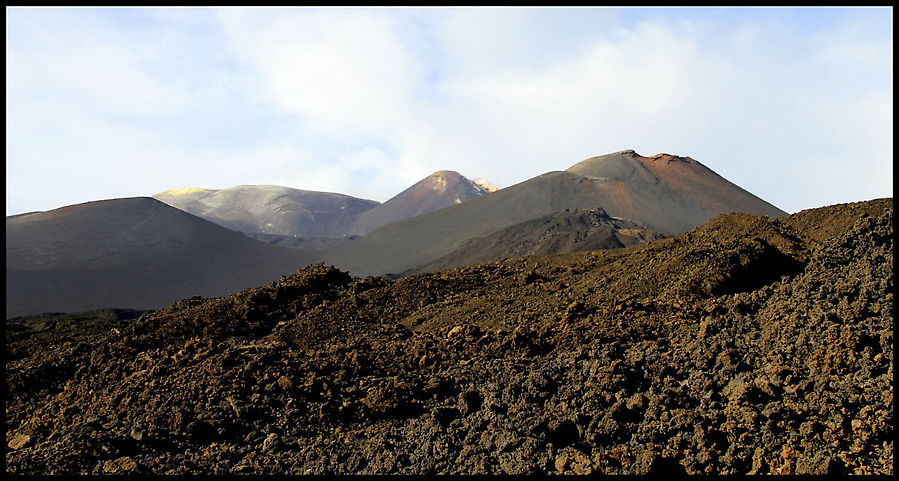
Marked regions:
[5,198,892,475]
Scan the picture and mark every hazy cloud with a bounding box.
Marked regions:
[6,7,892,215]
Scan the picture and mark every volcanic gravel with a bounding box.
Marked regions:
[5,199,892,475]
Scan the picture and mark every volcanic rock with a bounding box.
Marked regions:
[410,207,664,273]
[5,198,891,475]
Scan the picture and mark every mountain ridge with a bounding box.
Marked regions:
[9,150,791,316]
[345,170,493,235]
[153,170,496,239]
[153,185,380,238]
[317,150,787,277]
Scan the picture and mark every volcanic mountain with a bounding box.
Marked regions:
[7,150,787,316]
[318,150,787,276]
[346,170,494,235]
[153,185,379,238]
[6,197,317,318]
[564,150,786,231]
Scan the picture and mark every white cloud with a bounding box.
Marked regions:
[273,146,401,201]
[215,8,425,138]
[421,20,716,190]
[6,7,892,216]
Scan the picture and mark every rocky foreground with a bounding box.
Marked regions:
[6,199,893,475]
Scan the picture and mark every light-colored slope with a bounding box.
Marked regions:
[154,185,380,238]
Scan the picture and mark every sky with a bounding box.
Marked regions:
[5,7,893,216]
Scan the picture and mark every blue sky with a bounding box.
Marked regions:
[6,7,893,216]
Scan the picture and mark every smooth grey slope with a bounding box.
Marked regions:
[6,197,318,317]
[154,185,380,238]
[347,171,490,235]
[410,208,665,274]
[248,233,354,251]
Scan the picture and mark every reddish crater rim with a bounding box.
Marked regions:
[631,151,695,165]
[651,153,692,162]
[622,149,691,163]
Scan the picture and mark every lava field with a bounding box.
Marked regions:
[5,199,893,475]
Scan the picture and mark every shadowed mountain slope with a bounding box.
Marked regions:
[153,185,379,238]
[410,207,665,274]
[6,198,317,317]
[347,171,493,235]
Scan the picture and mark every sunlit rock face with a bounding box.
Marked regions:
[346,170,494,235]
[154,185,380,238]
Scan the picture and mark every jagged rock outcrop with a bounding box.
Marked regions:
[410,207,664,273]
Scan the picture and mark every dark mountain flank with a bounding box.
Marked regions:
[319,151,786,276]
[6,198,317,318]
[6,198,892,475]
[410,207,664,274]
[153,185,379,238]
[347,170,493,235]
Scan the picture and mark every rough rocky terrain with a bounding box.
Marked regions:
[6,198,892,475]
[409,207,665,274]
